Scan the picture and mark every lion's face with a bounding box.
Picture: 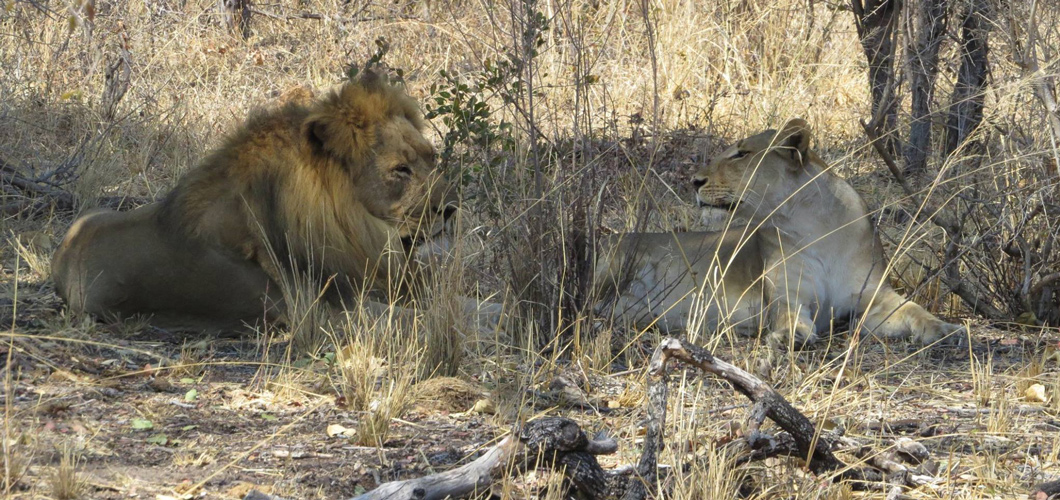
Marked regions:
[305,73,458,246]
[360,115,457,244]
[692,119,811,220]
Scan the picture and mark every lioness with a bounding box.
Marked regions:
[52,71,462,332]
[594,119,964,348]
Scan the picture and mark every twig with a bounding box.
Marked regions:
[650,338,944,490]
[0,167,76,210]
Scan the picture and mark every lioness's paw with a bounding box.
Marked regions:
[767,323,818,350]
[914,320,966,347]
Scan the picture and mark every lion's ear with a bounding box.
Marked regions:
[779,119,811,168]
[305,119,331,156]
[303,86,380,165]
[356,68,386,91]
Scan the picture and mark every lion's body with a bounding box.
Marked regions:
[594,120,963,347]
[52,204,280,330]
[52,73,455,331]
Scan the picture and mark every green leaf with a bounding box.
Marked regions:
[184,389,198,402]
[146,433,168,446]
[261,413,278,421]
[131,418,154,431]
[180,378,196,384]
[181,425,198,432]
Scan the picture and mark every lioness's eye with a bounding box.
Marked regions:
[394,164,413,177]
[732,150,749,159]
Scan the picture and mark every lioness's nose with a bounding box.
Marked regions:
[692,178,706,189]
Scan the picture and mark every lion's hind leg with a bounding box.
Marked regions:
[860,289,965,345]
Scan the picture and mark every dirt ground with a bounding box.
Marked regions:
[2,263,1059,500]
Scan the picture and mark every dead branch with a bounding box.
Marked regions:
[0,161,75,209]
[335,417,628,500]
[0,157,146,215]
[649,338,862,480]
[350,436,518,500]
[651,338,945,490]
[621,352,669,500]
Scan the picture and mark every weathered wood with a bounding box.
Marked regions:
[341,417,625,500]
[621,350,670,500]
[350,436,517,500]
[649,338,851,478]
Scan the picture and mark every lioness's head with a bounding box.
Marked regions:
[304,70,457,245]
[692,119,813,221]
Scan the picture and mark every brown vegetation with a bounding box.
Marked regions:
[1,0,1059,499]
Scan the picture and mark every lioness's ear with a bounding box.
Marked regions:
[779,119,811,169]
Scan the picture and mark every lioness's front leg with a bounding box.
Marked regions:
[860,289,964,345]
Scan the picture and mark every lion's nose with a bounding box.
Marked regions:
[692,178,706,189]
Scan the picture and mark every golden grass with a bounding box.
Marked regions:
[49,442,84,500]
[1,433,34,493]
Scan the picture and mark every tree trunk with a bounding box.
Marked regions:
[904,0,949,174]
[944,0,990,157]
[851,0,900,156]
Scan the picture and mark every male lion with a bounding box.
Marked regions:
[52,71,460,332]
[594,119,964,348]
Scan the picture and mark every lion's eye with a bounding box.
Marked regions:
[394,164,413,177]
[732,150,749,159]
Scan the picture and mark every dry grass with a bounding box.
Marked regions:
[2,0,1060,498]
[1,433,34,493]
[49,442,84,500]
